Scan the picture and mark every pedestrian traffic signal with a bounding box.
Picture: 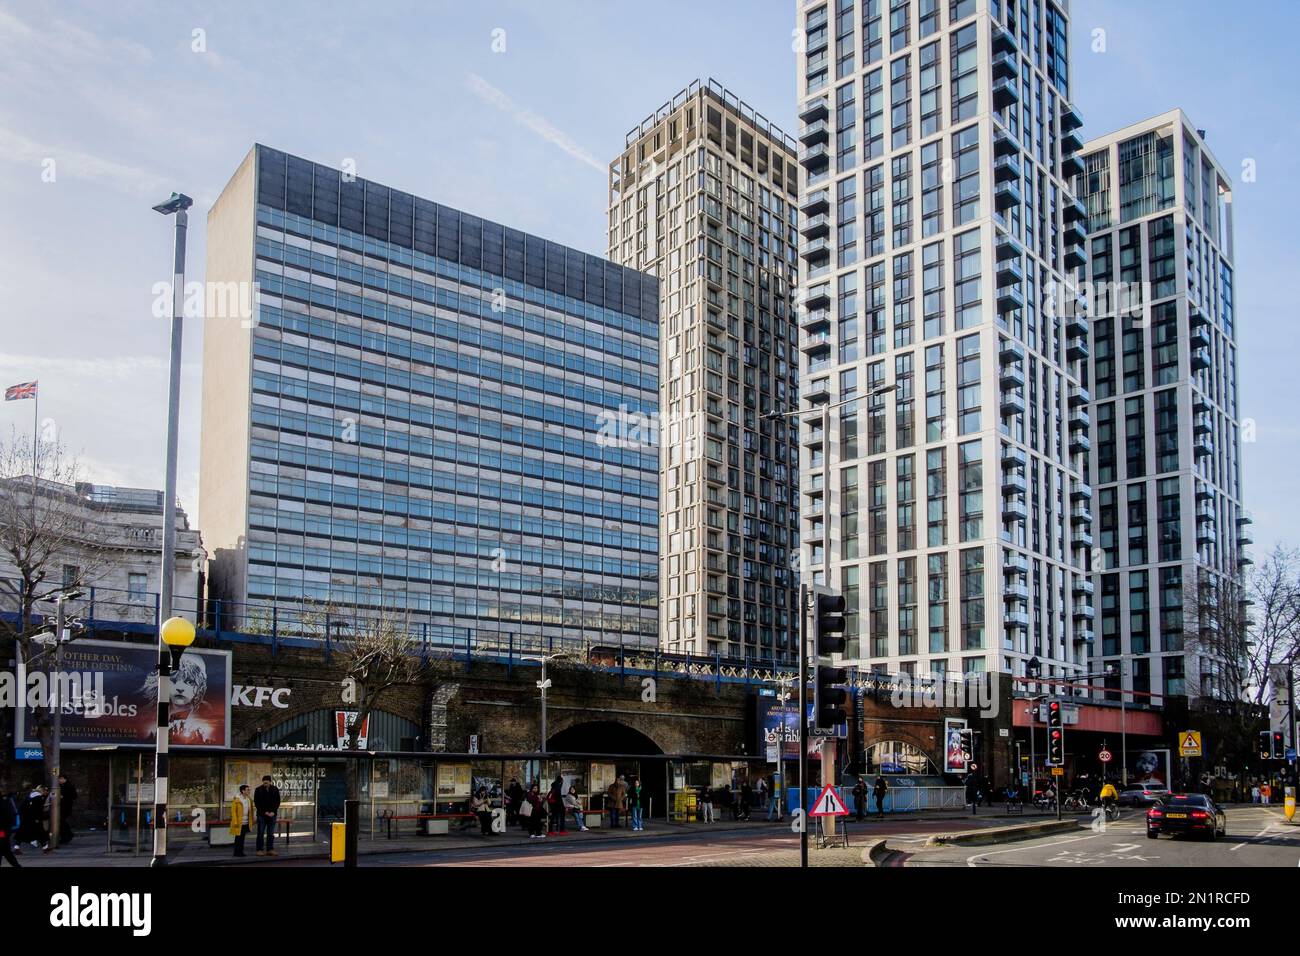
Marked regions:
[1047,700,1064,766]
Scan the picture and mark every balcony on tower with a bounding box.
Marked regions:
[1191,347,1211,371]
[995,179,1022,211]
[799,117,830,147]
[1069,429,1090,455]
[1067,335,1089,362]
[1073,578,1095,599]
[1194,434,1214,458]
[1061,152,1085,180]
[1068,383,1091,407]
[1001,387,1025,416]
[799,95,829,125]
[1060,101,1084,132]
[1070,479,1092,503]
[1003,496,1029,523]
[993,77,1020,110]
[1066,312,1089,339]
[801,188,830,217]
[1071,503,1093,526]
[1002,470,1027,495]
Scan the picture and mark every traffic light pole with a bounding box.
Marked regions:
[799,583,808,869]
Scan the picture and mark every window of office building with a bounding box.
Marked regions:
[897,454,917,550]
[925,343,945,441]
[953,228,981,330]
[927,447,947,546]
[891,54,912,150]
[1151,301,1178,386]
[863,0,884,66]
[959,546,985,650]
[919,41,942,137]
[1129,569,1150,654]
[927,552,949,652]
[1127,481,1148,566]
[869,459,889,555]
[949,23,978,122]
[956,333,981,435]
[843,465,860,559]
[1097,485,1118,569]
[866,163,886,256]
[895,351,915,446]
[922,240,945,338]
[951,124,980,224]
[870,560,890,656]
[892,152,913,247]
[1159,563,1183,650]
[864,68,885,159]
[1100,572,1120,657]
[1124,395,1145,479]
[920,139,944,237]
[958,439,983,541]
[1157,476,1181,563]
[898,556,918,654]
[1154,388,1178,474]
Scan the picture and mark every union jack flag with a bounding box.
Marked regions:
[4,381,37,401]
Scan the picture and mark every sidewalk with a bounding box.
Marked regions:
[8,805,1059,868]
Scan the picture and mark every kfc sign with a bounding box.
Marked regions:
[231,685,292,709]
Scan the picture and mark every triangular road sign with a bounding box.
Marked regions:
[809,783,849,817]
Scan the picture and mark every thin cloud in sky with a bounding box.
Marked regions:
[465,71,606,174]
[0,125,176,198]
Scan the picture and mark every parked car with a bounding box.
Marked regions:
[1147,793,1227,840]
[1117,783,1169,807]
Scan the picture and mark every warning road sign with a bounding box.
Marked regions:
[809,784,849,817]
[1179,730,1202,757]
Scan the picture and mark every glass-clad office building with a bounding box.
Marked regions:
[200,145,659,647]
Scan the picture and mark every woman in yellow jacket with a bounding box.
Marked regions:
[229,784,253,858]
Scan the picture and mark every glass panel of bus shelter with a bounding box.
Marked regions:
[272,756,322,839]
[108,753,153,853]
[164,755,221,846]
[434,761,472,814]
[471,760,503,806]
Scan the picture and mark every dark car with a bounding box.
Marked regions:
[1117,783,1170,807]
[1147,794,1227,840]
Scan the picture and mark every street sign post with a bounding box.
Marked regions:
[809,783,849,817]
[1099,749,1113,763]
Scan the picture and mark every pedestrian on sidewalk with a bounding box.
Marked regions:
[56,774,77,846]
[18,784,48,850]
[755,775,767,812]
[767,777,785,821]
[0,790,20,867]
[699,785,714,823]
[229,784,252,858]
[564,785,589,831]
[505,777,524,828]
[965,774,980,815]
[739,781,753,821]
[607,776,627,829]
[523,781,546,838]
[852,779,867,822]
[253,774,281,856]
[627,776,644,831]
[471,787,494,835]
[547,774,567,834]
[873,775,888,820]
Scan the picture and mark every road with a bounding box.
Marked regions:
[357,815,1008,867]
[898,806,1300,867]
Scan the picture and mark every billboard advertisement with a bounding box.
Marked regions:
[943,717,968,774]
[755,695,800,760]
[1128,748,1172,789]
[17,639,232,749]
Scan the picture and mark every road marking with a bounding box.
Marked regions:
[965,831,1099,867]
[1231,820,1279,852]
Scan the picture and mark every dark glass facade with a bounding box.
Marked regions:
[239,145,659,646]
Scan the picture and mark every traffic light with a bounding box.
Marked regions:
[1047,699,1064,766]
[813,592,848,728]
[1260,731,1274,761]
[1273,731,1286,761]
[958,729,974,764]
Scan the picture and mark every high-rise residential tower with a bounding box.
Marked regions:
[200,145,660,648]
[609,80,803,663]
[1078,112,1247,703]
[794,0,1094,686]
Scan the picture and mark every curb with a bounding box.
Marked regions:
[861,838,893,866]
[924,818,1081,847]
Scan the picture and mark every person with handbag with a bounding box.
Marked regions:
[228,784,252,857]
[563,785,589,831]
[521,781,546,838]
[470,787,494,836]
[607,776,627,829]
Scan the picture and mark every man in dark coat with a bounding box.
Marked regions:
[57,774,77,845]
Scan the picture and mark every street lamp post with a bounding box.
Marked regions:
[527,652,567,755]
[152,192,192,628]
[152,615,196,867]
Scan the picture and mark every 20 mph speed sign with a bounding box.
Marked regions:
[1098,749,1113,763]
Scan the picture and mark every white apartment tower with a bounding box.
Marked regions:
[794,0,1095,686]
[1078,112,1247,703]
[609,80,803,663]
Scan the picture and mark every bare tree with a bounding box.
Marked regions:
[1242,545,1300,704]
[0,431,108,791]
[334,607,444,799]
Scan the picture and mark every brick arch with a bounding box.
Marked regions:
[861,729,942,774]
[544,715,667,755]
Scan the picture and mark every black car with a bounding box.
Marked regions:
[1117,783,1170,807]
[1147,794,1227,840]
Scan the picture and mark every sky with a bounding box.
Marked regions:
[0,0,1296,556]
